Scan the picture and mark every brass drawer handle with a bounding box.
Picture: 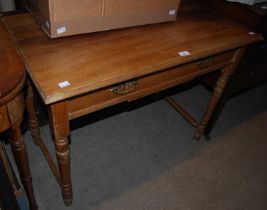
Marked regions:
[197,57,214,69]
[110,80,138,95]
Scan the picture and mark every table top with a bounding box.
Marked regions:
[1,2,262,104]
[0,21,24,99]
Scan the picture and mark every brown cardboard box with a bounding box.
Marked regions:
[27,0,181,38]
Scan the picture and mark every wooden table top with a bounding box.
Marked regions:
[0,21,24,99]
[2,3,262,104]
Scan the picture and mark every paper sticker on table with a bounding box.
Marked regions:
[57,26,66,35]
[58,81,71,88]
[169,9,176,16]
[248,32,256,35]
[178,51,191,57]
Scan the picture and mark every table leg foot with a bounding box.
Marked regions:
[9,126,38,210]
[193,131,210,141]
[56,136,73,205]
[193,133,201,141]
[63,196,73,206]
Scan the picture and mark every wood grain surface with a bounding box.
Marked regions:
[2,9,262,104]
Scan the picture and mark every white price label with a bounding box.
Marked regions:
[248,32,256,35]
[178,51,191,57]
[169,9,176,16]
[57,26,66,35]
[58,81,71,88]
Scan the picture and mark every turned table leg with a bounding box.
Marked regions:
[193,68,231,140]
[9,126,38,210]
[49,102,72,205]
[194,48,245,140]
[26,80,41,146]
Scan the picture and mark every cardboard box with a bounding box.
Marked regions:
[26,0,181,38]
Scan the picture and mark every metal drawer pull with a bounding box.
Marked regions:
[110,80,138,95]
[197,57,214,68]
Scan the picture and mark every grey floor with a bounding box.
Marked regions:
[22,83,267,210]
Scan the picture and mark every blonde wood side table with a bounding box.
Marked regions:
[2,1,263,205]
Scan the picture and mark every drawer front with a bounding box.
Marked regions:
[68,50,235,119]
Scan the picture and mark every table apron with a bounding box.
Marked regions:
[67,50,236,120]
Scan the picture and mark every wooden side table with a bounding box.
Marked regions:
[0,21,37,210]
[2,1,263,204]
